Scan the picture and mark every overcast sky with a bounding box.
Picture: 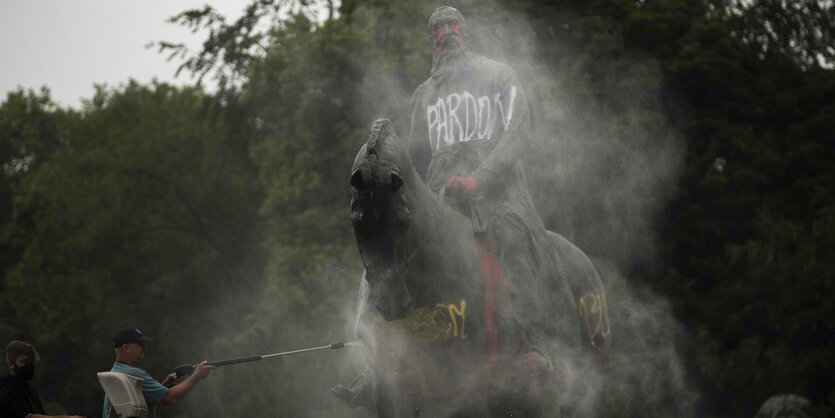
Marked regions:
[0,1,270,109]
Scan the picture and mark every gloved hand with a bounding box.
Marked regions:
[445,176,477,197]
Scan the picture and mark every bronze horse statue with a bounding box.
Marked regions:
[334,119,611,417]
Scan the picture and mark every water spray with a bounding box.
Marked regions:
[171,341,356,382]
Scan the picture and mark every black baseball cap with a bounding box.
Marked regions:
[113,328,153,348]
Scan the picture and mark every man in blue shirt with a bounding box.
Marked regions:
[102,329,215,418]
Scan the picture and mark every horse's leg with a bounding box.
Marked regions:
[372,351,423,417]
[332,273,380,413]
[331,367,377,411]
[487,391,542,418]
[371,377,423,418]
[337,273,424,417]
[545,230,612,418]
[546,231,611,355]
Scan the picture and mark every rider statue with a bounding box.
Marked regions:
[334,5,559,411]
[407,6,556,373]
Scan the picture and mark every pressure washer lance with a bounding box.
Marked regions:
[169,342,355,386]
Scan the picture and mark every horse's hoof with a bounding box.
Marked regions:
[331,373,377,413]
[331,385,357,407]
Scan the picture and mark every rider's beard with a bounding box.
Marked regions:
[430,37,473,81]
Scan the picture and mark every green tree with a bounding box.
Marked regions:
[642,2,835,416]
[1,81,264,416]
[0,88,75,319]
[154,0,338,92]
[710,0,835,68]
[3,1,832,416]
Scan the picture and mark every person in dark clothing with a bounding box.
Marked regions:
[0,341,85,418]
[408,6,559,371]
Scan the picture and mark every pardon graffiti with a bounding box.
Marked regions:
[426,86,517,151]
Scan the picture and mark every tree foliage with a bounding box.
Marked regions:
[153,0,337,92]
[1,82,264,415]
[711,0,835,68]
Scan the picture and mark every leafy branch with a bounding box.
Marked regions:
[713,0,834,68]
[150,0,332,92]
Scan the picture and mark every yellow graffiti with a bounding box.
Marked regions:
[387,300,468,342]
[578,292,612,347]
[447,300,467,339]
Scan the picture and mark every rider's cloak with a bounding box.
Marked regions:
[407,50,566,354]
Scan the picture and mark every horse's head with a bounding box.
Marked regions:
[351,119,414,321]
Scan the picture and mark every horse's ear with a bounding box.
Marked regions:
[390,172,403,191]
[351,169,365,190]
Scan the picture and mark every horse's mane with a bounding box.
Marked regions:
[354,118,414,189]
[366,118,394,158]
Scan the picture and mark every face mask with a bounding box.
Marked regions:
[14,363,35,382]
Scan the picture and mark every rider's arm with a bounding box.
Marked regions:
[407,83,432,181]
[471,67,532,196]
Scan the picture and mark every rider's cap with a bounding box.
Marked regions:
[113,328,153,348]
